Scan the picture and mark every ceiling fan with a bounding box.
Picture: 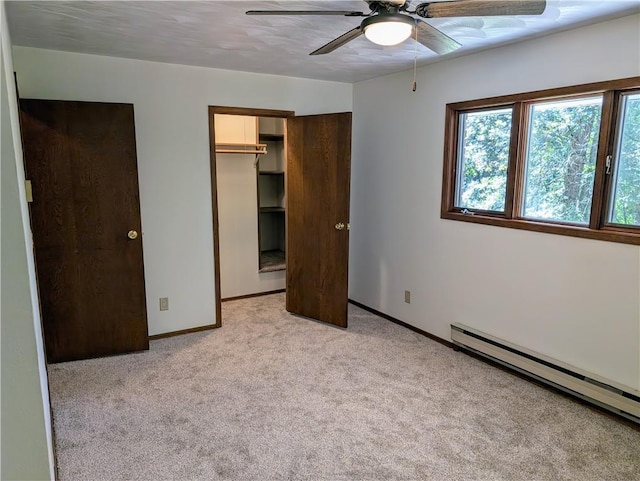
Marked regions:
[247,0,547,56]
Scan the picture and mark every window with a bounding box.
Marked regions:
[523,96,602,225]
[608,92,640,227]
[456,108,512,212]
[442,77,640,245]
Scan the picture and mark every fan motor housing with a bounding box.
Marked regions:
[361,12,416,30]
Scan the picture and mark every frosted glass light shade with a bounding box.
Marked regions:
[364,21,413,46]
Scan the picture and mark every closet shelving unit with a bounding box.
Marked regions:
[257,117,286,272]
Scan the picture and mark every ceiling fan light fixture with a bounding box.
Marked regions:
[362,13,414,47]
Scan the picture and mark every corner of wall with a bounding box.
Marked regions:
[1,2,56,479]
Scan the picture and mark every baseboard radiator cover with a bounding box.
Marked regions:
[451,323,640,424]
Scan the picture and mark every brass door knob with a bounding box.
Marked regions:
[335,223,345,231]
[127,230,138,240]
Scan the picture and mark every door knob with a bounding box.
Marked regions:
[127,230,138,240]
[335,223,345,231]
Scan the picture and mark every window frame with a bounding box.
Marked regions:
[441,77,640,246]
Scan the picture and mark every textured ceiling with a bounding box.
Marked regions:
[5,1,640,83]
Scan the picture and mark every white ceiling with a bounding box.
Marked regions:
[5,1,640,83]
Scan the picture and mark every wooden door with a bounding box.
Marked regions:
[286,112,352,327]
[20,99,148,363]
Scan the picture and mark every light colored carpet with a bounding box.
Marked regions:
[48,293,640,481]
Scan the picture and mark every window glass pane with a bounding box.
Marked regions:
[523,96,602,224]
[609,93,640,227]
[456,108,512,212]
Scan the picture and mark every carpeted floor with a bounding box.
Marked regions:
[48,293,640,481]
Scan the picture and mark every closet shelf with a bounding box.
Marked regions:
[259,133,284,142]
[215,142,267,155]
[260,206,285,213]
[258,249,285,273]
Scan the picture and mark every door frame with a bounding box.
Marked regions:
[208,106,295,327]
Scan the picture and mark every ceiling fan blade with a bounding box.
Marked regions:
[415,20,462,55]
[418,0,546,18]
[310,27,364,55]
[246,10,366,17]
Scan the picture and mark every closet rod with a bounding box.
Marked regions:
[215,142,267,155]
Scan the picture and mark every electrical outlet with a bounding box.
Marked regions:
[159,297,169,311]
[404,290,411,304]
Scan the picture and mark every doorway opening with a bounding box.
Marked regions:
[208,107,294,326]
[208,107,353,329]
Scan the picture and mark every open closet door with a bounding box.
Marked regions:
[286,112,351,328]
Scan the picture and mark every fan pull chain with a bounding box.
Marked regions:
[412,23,418,92]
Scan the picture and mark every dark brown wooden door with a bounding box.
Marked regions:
[20,99,148,363]
[286,112,352,327]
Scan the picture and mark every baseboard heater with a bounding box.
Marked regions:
[451,323,640,424]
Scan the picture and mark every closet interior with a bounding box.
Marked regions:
[214,113,287,299]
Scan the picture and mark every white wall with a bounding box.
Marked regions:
[217,152,283,298]
[0,2,55,478]
[13,47,352,335]
[350,14,640,390]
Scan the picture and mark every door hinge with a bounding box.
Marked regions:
[605,155,612,175]
[25,180,33,203]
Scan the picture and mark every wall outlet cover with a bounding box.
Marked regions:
[160,297,169,311]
